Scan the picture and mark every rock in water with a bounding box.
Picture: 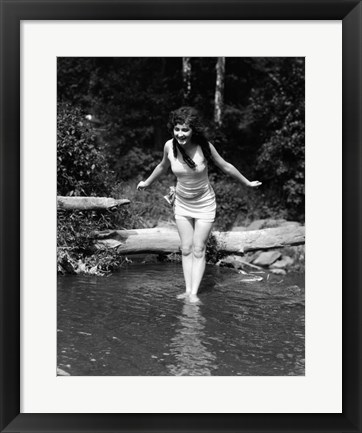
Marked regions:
[57,367,70,376]
[270,255,294,269]
[217,255,248,269]
[270,268,286,275]
[252,251,282,266]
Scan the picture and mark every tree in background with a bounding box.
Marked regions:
[182,57,192,103]
[214,57,225,127]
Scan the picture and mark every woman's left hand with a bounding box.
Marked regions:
[248,181,262,188]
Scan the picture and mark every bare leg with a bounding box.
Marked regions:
[175,218,195,298]
[190,220,213,302]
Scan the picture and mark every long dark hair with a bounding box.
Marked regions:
[167,106,213,169]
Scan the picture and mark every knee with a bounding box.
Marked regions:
[180,245,193,256]
[193,245,206,259]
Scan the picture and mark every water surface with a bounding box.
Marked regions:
[58,263,305,376]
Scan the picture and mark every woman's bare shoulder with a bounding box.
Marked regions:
[164,139,173,151]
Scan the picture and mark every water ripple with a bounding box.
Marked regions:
[58,264,305,376]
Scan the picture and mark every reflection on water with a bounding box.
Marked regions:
[57,263,305,376]
[168,303,216,376]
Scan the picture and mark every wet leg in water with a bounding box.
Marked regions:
[189,219,213,303]
[175,218,194,299]
[175,218,213,303]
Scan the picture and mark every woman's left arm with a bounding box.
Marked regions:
[209,143,262,188]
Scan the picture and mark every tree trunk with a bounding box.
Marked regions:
[92,226,305,254]
[57,196,130,210]
[182,57,192,103]
[214,57,225,126]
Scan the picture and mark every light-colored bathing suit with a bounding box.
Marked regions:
[168,143,216,222]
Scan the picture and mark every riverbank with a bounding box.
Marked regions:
[57,217,304,277]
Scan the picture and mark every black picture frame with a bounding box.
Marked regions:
[1,1,361,432]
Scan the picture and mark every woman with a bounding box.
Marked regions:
[137,107,261,303]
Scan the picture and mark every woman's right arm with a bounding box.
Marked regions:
[136,141,171,191]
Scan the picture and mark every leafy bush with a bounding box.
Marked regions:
[249,58,305,219]
[57,206,135,274]
[211,176,289,231]
[210,175,248,230]
[57,102,116,196]
[115,147,163,180]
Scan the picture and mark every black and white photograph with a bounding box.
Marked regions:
[57,56,305,376]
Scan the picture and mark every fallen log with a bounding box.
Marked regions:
[216,226,305,253]
[92,225,305,255]
[57,196,130,210]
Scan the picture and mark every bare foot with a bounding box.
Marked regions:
[188,294,201,304]
[176,292,190,300]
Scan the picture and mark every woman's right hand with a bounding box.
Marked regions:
[136,181,148,191]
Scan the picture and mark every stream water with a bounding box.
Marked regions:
[57,263,305,376]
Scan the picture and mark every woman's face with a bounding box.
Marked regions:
[173,123,193,146]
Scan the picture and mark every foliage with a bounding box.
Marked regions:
[210,175,248,230]
[57,102,116,196]
[206,232,226,264]
[209,175,289,231]
[248,58,305,219]
[57,58,96,108]
[110,176,176,228]
[115,147,162,179]
[57,207,134,274]
[58,57,183,169]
